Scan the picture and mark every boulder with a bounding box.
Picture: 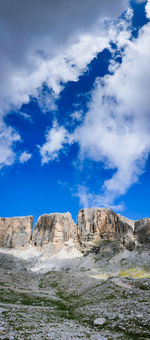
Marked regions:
[0,216,33,248]
[94,318,106,326]
[77,208,135,253]
[32,212,77,247]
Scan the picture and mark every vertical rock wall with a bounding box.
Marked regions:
[32,212,77,247]
[135,218,150,245]
[0,216,33,248]
[0,210,149,252]
[77,208,135,252]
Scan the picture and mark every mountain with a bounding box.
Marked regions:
[0,208,150,339]
[0,208,149,254]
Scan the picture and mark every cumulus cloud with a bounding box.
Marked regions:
[40,121,73,164]
[1,0,149,212]
[19,151,32,164]
[74,19,150,207]
[0,0,135,172]
[0,0,131,170]
[38,7,135,166]
[0,0,129,117]
[38,1,150,209]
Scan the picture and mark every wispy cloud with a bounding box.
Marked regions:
[77,185,124,211]
[14,110,33,123]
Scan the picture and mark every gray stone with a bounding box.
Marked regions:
[94,318,106,326]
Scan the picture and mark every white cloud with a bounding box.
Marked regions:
[40,121,73,164]
[77,185,124,211]
[38,8,135,166]
[37,1,150,209]
[0,0,132,174]
[74,19,150,207]
[36,89,57,113]
[19,151,32,164]
[0,123,21,169]
[0,0,129,118]
[0,0,131,170]
[145,0,150,18]
[1,0,149,188]
[0,28,111,116]
[70,111,83,122]
[15,111,33,122]
[0,0,135,173]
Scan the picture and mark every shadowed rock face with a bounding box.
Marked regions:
[0,216,33,248]
[135,218,150,245]
[32,213,77,247]
[77,208,135,253]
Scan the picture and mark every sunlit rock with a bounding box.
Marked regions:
[77,208,135,254]
[0,216,33,248]
[32,212,77,247]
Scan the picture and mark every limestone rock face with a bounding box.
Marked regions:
[77,208,135,253]
[0,209,150,255]
[32,213,77,247]
[0,216,33,248]
[117,213,135,230]
[135,218,150,245]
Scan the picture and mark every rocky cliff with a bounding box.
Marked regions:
[0,209,149,254]
[77,208,135,254]
[135,218,150,245]
[32,212,76,247]
[0,216,33,248]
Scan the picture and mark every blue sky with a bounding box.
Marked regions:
[0,0,150,223]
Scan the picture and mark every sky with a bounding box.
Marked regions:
[0,0,150,224]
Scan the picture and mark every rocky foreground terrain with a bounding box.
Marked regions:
[0,208,150,339]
